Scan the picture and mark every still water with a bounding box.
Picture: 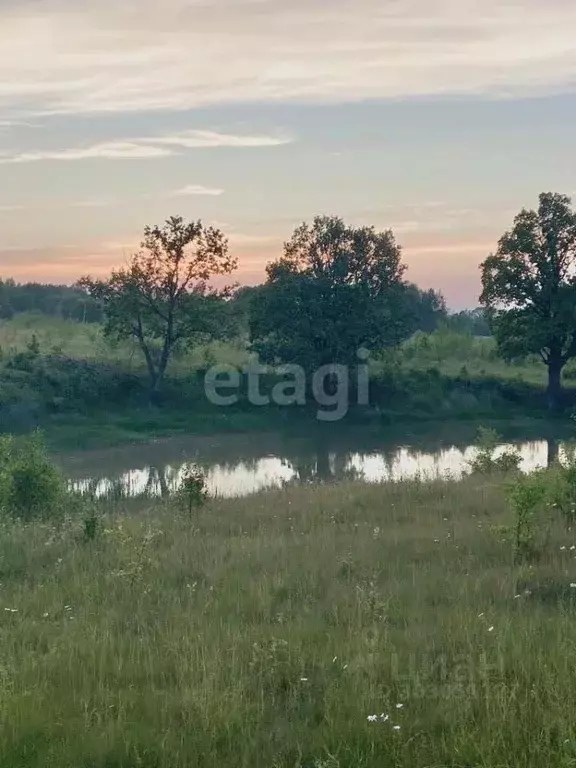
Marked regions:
[57,425,570,499]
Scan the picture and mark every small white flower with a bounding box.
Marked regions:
[396,703,404,709]
[488,626,494,632]
[392,725,401,731]
[380,713,389,722]
[43,612,49,618]
[343,664,348,670]
[300,677,308,682]
[478,612,484,617]
[332,656,337,663]
[561,546,567,551]
[570,584,576,589]
[514,594,521,599]
[571,546,576,551]
[367,715,378,722]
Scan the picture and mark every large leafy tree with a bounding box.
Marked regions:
[79,216,236,402]
[249,215,413,372]
[480,192,576,411]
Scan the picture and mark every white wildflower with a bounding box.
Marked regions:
[367,715,378,722]
[396,703,404,709]
[300,677,308,682]
[488,626,494,632]
[392,725,401,731]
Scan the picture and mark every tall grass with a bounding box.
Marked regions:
[2,478,576,766]
[0,313,249,373]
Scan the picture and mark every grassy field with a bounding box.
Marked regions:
[0,313,250,373]
[2,477,576,766]
[0,312,560,384]
[1,314,574,452]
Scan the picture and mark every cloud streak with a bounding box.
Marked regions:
[1,0,575,118]
[171,184,225,197]
[0,130,292,163]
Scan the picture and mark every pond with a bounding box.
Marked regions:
[56,423,572,499]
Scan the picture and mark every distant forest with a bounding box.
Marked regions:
[0,278,491,337]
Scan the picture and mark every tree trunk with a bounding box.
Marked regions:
[547,358,563,413]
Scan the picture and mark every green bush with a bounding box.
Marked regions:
[468,427,522,475]
[177,463,208,515]
[504,447,576,563]
[0,431,66,521]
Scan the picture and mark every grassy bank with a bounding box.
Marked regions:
[2,478,576,766]
[1,314,575,451]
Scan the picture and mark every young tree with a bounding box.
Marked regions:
[79,216,236,402]
[480,192,576,411]
[249,215,413,372]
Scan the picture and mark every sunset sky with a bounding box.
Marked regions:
[1,0,576,309]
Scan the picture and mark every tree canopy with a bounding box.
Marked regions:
[79,216,237,401]
[249,215,415,371]
[480,192,576,410]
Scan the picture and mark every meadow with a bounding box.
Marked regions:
[0,312,553,383]
[2,476,576,767]
[0,313,572,451]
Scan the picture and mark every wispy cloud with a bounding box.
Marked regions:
[0,141,173,164]
[171,184,225,197]
[0,0,575,118]
[0,130,292,164]
[154,130,292,149]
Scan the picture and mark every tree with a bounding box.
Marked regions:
[443,308,491,337]
[402,283,447,334]
[249,215,413,373]
[79,216,236,402]
[480,192,576,411]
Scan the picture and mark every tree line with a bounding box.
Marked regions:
[5,191,573,412]
[0,279,103,322]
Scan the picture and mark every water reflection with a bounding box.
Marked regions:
[64,434,571,500]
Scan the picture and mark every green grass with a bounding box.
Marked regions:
[2,313,568,387]
[2,315,574,452]
[0,313,249,373]
[2,477,576,766]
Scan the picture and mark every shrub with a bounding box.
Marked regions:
[177,463,208,515]
[468,427,522,475]
[508,470,552,563]
[0,431,66,521]
[505,447,576,562]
